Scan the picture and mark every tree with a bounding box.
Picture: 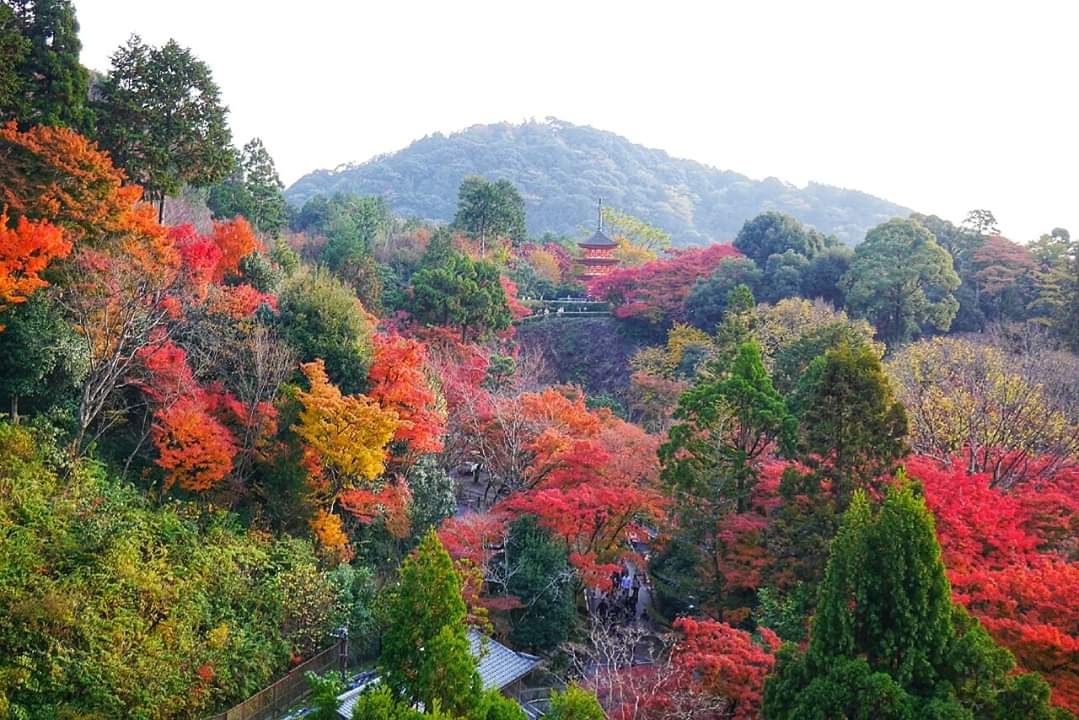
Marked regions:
[684,257,762,331]
[795,343,908,495]
[0,292,85,421]
[662,341,795,513]
[293,358,398,488]
[409,253,511,342]
[380,532,483,716]
[602,206,672,258]
[278,267,375,394]
[0,4,28,116]
[841,218,960,346]
[887,336,1079,487]
[589,243,742,327]
[505,514,575,652]
[762,483,1070,720]
[305,672,345,720]
[95,36,233,219]
[971,235,1037,323]
[0,121,139,244]
[761,250,810,304]
[802,245,852,307]
[547,685,604,720]
[207,138,289,236]
[452,177,527,257]
[0,212,70,322]
[3,0,92,131]
[733,211,830,267]
[368,332,446,460]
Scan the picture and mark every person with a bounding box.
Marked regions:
[620,572,633,597]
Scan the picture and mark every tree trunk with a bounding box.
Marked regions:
[10,395,18,425]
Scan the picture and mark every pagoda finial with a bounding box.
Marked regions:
[597,198,603,232]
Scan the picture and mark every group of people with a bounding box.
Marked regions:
[593,568,644,626]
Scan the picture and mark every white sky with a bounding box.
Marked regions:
[76,0,1077,242]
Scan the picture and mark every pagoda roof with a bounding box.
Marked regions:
[579,229,617,249]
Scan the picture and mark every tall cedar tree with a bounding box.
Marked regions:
[662,341,795,513]
[207,137,289,236]
[762,482,1072,720]
[505,514,575,652]
[452,176,527,257]
[380,531,483,716]
[795,342,908,497]
[2,0,92,132]
[95,35,233,220]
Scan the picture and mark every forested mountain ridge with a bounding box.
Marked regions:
[285,118,911,246]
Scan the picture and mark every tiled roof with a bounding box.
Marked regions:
[468,628,541,691]
[335,630,540,718]
[578,229,617,248]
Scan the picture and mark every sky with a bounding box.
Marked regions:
[76,0,1078,242]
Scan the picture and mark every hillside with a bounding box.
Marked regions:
[285,118,911,246]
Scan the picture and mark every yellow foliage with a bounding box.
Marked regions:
[613,235,657,267]
[293,359,398,482]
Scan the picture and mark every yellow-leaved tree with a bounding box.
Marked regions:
[293,360,406,552]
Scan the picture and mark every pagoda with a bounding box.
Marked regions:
[577,200,619,281]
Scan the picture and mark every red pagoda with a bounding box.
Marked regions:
[577,200,619,281]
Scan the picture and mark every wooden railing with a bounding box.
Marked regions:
[202,638,346,720]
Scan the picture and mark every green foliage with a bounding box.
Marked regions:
[2,0,92,132]
[505,515,575,652]
[380,532,482,716]
[0,422,343,719]
[762,482,1070,720]
[208,138,289,236]
[755,585,813,643]
[293,193,390,271]
[601,206,672,252]
[734,211,831,267]
[547,684,605,720]
[802,246,852,307]
[479,688,528,720]
[285,119,908,246]
[662,341,795,512]
[409,252,511,342]
[761,249,811,304]
[305,671,345,720]
[0,3,29,119]
[795,343,908,495]
[451,176,527,251]
[352,684,424,720]
[771,318,879,396]
[278,267,375,394]
[406,456,458,539]
[841,218,960,346]
[0,292,87,423]
[684,257,763,331]
[95,35,233,214]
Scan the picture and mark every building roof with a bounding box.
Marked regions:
[335,630,540,718]
[578,229,617,249]
[468,628,541,690]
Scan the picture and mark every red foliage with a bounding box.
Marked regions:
[668,618,781,720]
[911,456,1079,713]
[368,332,447,459]
[170,224,221,300]
[587,244,741,323]
[500,275,532,322]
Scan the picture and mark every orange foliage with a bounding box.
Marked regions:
[0,213,72,324]
[152,395,237,492]
[368,332,446,459]
[310,509,353,561]
[209,218,259,282]
[0,121,140,243]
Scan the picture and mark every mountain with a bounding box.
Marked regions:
[285,118,911,246]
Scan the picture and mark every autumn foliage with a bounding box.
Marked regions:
[588,243,741,323]
[0,213,71,323]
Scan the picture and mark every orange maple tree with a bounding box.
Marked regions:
[0,212,72,325]
[367,331,447,460]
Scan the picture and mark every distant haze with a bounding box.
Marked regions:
[75,0,1077,242]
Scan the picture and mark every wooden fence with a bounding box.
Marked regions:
[203,638,346,720]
